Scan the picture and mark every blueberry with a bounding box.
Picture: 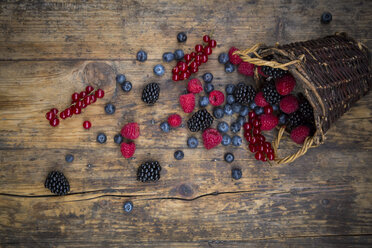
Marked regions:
[254,106,264,115]
[225,84,235,94]
[240,106,249,116]
[232,103,242,113]
[187,136,198,148]
[104,103,116,115]
[218,53,229,64]
[174,150,184,160]
[202,73,213,83]
[204,83,214,93]
[177,32,187,42]
[236,116,245,126]
[249,102,257,110]
[174,49,184,60]
[213,107,224,119]
[121,81,132,92]
[199,96,209,107]
[272,104,279,111]
[163,52,175,62]
[224,104,233,116]
[232,135,242,146]
[217,121,229,133]
[321,12,332,24]
[226,95,235,104]
[96,133,107,144]
[231,168,242,180]
[224,153,234,163]
[225,62,235,73]
[136,50,147,62]
[153,64,165,76]
[114,134,123,144]
[230,122,241,133]
[116,74,126,84]
[278,113,287,125]
[123,201,133,212]
[160,122,170,132]
[65,154,74,163]
[221,134,231,146]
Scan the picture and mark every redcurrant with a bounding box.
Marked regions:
[178,62,187,72]
[73,106,81,115]
[264,105,273,114]
[252,119,261,128]
[50,118,59,127]
[84,96,91,105]
[71,93,79,102]
[60,111,66,119]
[248,111,256,119]
[249,144,257,153]
[243,122,253,131]
[195,44,203,53]
[86,85,94,94]
[81,101,87,109]
[45,111,55,121]
[189,61,197,69]
[201,54,208,63]
[65,108,72,117]
[204,46,212,55]
[184,54,192,62]
[191,67,198,73]
[172,67,180,74]
[50,108,59,115]
[172,74,179,81]
[90,95,97,104]
[209,39,217,48]
[190,52,196,58]
[267,153,275,161]
[255,151,263,161]
[250,136,257,145]
[252,128,260,135]
[83,121,91,129]
[95,89,104,98]
[203,35,210,43]
[80,91,87,99]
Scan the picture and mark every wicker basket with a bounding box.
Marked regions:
[236,33,371,164]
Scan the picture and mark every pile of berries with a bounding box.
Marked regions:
[45,85,104,127]
[171,35,217,81]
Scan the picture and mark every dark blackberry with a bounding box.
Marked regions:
[261,66,288,79]
[187,109,214,132]
[44,171,70,195]
[299,98,314,121]
[287,111,304,130]
[137,161,161,182]
[262,83,281,105]
[142,83,160,104]
[233,83,256,104]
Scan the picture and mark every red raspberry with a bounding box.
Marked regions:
[275,74,296,96]
[279,95,299,114]
[121,122,140,140]
[209,90,225,106]
[254,91,269,107]
[187,78,203,94]
[179,93,195,113]
[168,114,182,127]
[120,142,136,158]
[259,114,279,131]
[290,125,310,144]
[202,128,222,150]
[228,47,243,65]
[238,62,254,76]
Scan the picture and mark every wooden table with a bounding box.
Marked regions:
[1,0,371,247]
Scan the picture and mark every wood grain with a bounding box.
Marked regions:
[0,0,371,247]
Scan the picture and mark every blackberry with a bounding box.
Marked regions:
[261,66,287,79]
[44,171,70,195]
[142,83,160,104]
[262,83,281,105]
[299,99,314,121]
[287,111,304,130]
[187,109,214,132]
[233,83,256,104]
[137,161,161,182]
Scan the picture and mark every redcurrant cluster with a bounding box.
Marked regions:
[45,85,105,127]
[243,111,276,162]
[172,35,217,81]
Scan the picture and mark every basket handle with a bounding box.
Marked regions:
[272,126,318,164]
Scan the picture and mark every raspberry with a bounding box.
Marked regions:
[237,62,254,76]
[202,128,222,150]
[290,125,310,144]
[168,114,182,127]
[209,90,225,106]
[254,91,269,107]
[279,95,299,114]
[187,78,203,94]
[179,93,195,113]
[275,74,296,96]
[259,113,279,131]
[228,47,242,65]
[121,122,140,140]
[120,142,136,158]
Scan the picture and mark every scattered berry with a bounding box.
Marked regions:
[187,136,198,148]
[213,107,224,119]
[179,93,195,113]
[65,154,74,163]
[234,83,256,104]
[160,122,170,132]
[232,135,242,146]
[121,81,132,92]
[209,90,225,106]
[231,168,242,180]
[321,12,332,24]
[202,73,213,83]
[276,74,296,96]
[96,133,107,144]
[187,78,203,94]
[221,134,232,146]
[121,122,140,140]
[44,171,70,195]
[202,128,222,150]
[280,95,299,114]
[224,62,235,73]
[114,134,124,144]
[254,91,269,107]
[121,142,136,158]
[163,52,175,62]
[217,121,229,133]
[204,83,214,93]
[228,47,242,65]
[230,122,241,133]
[199,96,209,107]
[136,50,147,62]
[224,153,234,163]
[187,109,214,132]
[116,74,126,84]
[123,201,133,213]
[142,83,160,104]
[168,114,182,127]
[238,62,254,76]
[174,49,184,60]
[104,103,116,115]
[153,64,165,76]
[174,150,184,160]
[224,104,233,115]
[177,32,187,42]
[218,53,229,64]
[137,161,161,182]
[259,114,279,131]
[290,125,310,144]
[83,121,91,129]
